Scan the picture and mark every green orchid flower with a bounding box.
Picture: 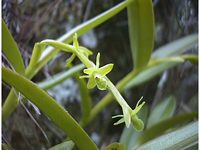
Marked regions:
[112,97,145,131]
[80,53,113,90]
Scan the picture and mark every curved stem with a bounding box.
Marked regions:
[80,69,138,128]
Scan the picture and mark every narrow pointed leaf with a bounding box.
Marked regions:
[151,33,198,59]
[127,0,154,69]
[104,143,126,150]
[146,95,176,128]
[136,121,198,150]
[123,60,183,91]
[38,64,84,90]
[49,140,74,150]
[2,66,98,150]
[2,20,25,75]
[133,112,198,149]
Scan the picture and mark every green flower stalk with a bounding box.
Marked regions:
[40,33,145,130]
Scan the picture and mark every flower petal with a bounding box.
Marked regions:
[79,75,90,79]
[113,118,125,126]
[96,53,100,68]
[112,115,124,118]
[84,68,95,74]
[122,106,131,128]
[131,97,145,116]
[73,33,79,49]
[87,76,96,89]
[99,64,114,76]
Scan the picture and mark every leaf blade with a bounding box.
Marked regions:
[127,0,154,69]
[2,20,25,75]
[136,121,198,150]
[151,33,198,59]
[133,112,198,149]
[2,66,98,150]
[37,64,85,90]
[146,95,176,128]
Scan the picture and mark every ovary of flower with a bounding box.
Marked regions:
[80,53,113,90]
[112,97,145,131]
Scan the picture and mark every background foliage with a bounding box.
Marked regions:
[2,0,198,149]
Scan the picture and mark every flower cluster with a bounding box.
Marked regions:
[41,33,146,131]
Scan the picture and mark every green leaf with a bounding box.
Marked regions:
[2,143,13,150]
[2,20,25,76]
[37,64,85,90]
[104,143,126,150]
[146,95,176,128]
[151,33,198,59]
[2,66,98,150]
[127,0,154,70]
[136,121,198,150]
[119,105,148,150]
[123,59,183,91]
[74,71,92,127]
[48,140,74,150]
[133,112,198,149]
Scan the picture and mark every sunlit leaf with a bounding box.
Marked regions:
[2,20,25,76]
[48,140,74,150]
[2,66,98,150]
[133,112,198,149]
[146,95,176,128]
[104,143,126,150]
[123,60,183,91]
[37,64,85,90]
[151,33,198,59]
[136,121,198,150]
[2,143,13,150]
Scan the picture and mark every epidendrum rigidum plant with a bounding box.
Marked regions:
[40,33,145,131]
[2,0,198,149]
